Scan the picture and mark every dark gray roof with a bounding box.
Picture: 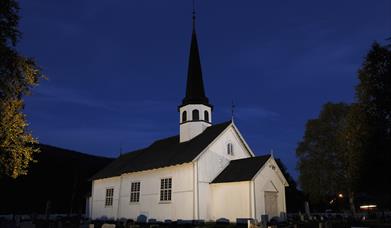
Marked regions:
[211,155,271,183]
[91,121,232,180]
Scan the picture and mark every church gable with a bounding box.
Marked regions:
[195,122,254,162]
[196,123,255,182]
[260,156,289,187]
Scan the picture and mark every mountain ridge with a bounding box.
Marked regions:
[0,144,113,214]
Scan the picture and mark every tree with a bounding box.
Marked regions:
[296,103,361,213]
[296,41,391,213]
[336,103,367,215]
[355,42,391,207]
[0,0,43,178]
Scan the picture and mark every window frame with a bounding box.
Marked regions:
[105,187,114,207]
[204,110,209,122]
[159,177,172,203]
[192,109,200,121]
[182,111,187,122]
[130,181,141,204]
[227,143,234,156]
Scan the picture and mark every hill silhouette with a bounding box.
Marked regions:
[0,144,113,215]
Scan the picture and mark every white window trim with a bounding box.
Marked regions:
[159,177,172,203]
[104,187,114,208]
[130,181,141,204]
[227,142,234,156]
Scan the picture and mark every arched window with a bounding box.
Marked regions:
[182,111,187,122]
[204,111,209,122]
[227,143,234,155]
[192,109,199,121]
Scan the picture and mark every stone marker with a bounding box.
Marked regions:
[102,223,116,228]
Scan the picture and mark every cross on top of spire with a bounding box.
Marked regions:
[192,0,196,29]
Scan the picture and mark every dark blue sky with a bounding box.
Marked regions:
[19,0,390,179]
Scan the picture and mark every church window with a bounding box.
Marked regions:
[192,109,199,121]
[105,188,114,207]
[227,143,234,156]
[160,178,172,202]
[182,111,187,122]
[130,182,140,203]
[204,111,209,122]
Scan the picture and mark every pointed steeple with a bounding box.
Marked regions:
[178,6,213,143]
[181,13,211,107]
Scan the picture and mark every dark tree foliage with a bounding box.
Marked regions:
[355,42,391,207]
[296,103,356,206]
[0,0,43,178]
[0,0,19,45]
[337,103,367,214]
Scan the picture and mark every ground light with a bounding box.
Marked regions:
[360,204,377,210]
[338,193,343,198]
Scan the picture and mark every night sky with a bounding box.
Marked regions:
[19,0,390,179]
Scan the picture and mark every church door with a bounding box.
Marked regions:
[264,191,278,218]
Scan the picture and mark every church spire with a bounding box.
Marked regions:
[181,4,210,107]
[178,3,213,143]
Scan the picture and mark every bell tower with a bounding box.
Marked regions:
[179,10,212,143]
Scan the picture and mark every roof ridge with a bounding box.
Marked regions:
[91,120,233,180]
[120,121,232,156]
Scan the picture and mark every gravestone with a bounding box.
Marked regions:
[280,212,287,221]
[136,214,147,223]
[260,214,268,226]
[216,218,230,224]
[148,218,157,224]
[102,223,115,228]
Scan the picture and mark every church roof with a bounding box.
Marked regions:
[180,27,211,107]
[211,155,271,183]
[91,121,231,180]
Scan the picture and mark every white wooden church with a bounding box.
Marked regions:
[89,15,289,222]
